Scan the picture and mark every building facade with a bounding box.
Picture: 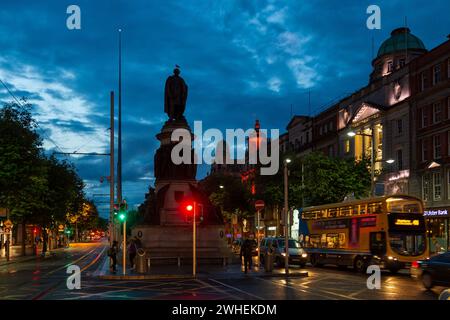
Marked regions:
[281,28,450,252]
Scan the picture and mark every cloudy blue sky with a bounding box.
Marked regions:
[0,0,449,217]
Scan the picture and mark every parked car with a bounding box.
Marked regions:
[260,237,308,267]
[410,252,450,289]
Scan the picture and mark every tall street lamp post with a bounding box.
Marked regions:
[284,158,291,274]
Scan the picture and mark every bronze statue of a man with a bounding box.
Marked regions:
[164,66,188,120]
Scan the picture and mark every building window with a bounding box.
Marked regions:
[422,174,430,201]
[396,149,403,171]
[448,59,450,79]
[387,61,394,73]
[448,131,450,156]
[448,170,450,200]
[434,135,442,159]
[344,140,350,154]
[329,122,333,131]
[397,119,403,135]
[420,72,427,91]
[422,139,428,162]
[433,64,442,85]
[398,58,406,68]
[433,172,442,201]
[306,132,309,143]
[422,108,428,128]
[433,102,443,123]
[448,97,450,119]
[328,145,334,157]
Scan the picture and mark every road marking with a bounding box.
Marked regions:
[195,279,242,300]
[207,278,264,300]
[32,244,105,300]
[258,277,360,300]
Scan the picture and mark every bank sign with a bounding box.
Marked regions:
[424,209,448,217]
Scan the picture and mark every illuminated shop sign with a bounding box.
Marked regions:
[424,209,448,217]
[394,219,420,226]
[388,170,410,181]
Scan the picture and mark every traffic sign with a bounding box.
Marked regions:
[58,224,65,232]
[4,227,11,233]
[255,200,265,211]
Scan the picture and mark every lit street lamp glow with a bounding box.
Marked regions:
[347,131,356,137]
[386,159,395,164]
[285,158,291,164]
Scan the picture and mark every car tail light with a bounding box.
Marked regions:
[411,261,420,268]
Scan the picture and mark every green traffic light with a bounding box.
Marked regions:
[119,213,126,221]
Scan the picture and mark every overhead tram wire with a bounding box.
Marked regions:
[1,78,110,158]
[0,78,69,157]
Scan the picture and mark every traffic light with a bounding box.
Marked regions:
[181,200,195,222]
[117,200,128,222]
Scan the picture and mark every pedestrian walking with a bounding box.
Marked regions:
[108,241,118,273]
[133,236,142,249]
[240,238,254,274]
[128,239,137,269]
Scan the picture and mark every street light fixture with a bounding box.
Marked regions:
[386,159,395,164]
[219,185,224,189]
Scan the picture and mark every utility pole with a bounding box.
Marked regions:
[284,159,291,274]
[193,202,197,277]
[110,91,115,245]
[117,28,123,205]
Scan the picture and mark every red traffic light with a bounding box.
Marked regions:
[186,204,193,212]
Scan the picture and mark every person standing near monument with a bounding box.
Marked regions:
[240,237,254,274]
[128,239,137,269]
[108,241,118,273]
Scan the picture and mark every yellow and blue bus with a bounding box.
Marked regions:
[299,195,429,273]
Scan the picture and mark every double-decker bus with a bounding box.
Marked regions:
[299,195,429,273]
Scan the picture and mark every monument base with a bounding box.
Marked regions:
[131,224,232,265]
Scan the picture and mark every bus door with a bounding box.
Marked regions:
[369,232,387,256]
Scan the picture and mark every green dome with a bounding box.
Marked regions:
[377,28,426,58]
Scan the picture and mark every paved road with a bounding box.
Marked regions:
[47,268,441,300]
[0,241,106,300]
[0,242,445,300]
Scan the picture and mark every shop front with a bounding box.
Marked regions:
[424,208,449,253]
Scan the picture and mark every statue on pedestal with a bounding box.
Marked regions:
[164,66,188,121]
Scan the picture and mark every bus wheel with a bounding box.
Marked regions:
[354,256,368,273]
[422,273,433,290]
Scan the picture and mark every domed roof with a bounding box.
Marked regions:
[377,28,426,58]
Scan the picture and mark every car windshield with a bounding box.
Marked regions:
[277,239,299,248]
[389,233,426,256]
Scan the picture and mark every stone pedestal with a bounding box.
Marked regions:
[132,118,231,263]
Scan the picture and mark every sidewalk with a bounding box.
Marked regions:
[0,245,65,266]
[97,255,308,280]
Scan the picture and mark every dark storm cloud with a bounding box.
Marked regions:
[1,0,449,211]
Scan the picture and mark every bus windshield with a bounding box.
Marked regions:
[389,233,426,256]
[387,198,422,213]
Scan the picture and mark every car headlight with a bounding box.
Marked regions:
[301,253,307,258]
[281,252,286,257]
